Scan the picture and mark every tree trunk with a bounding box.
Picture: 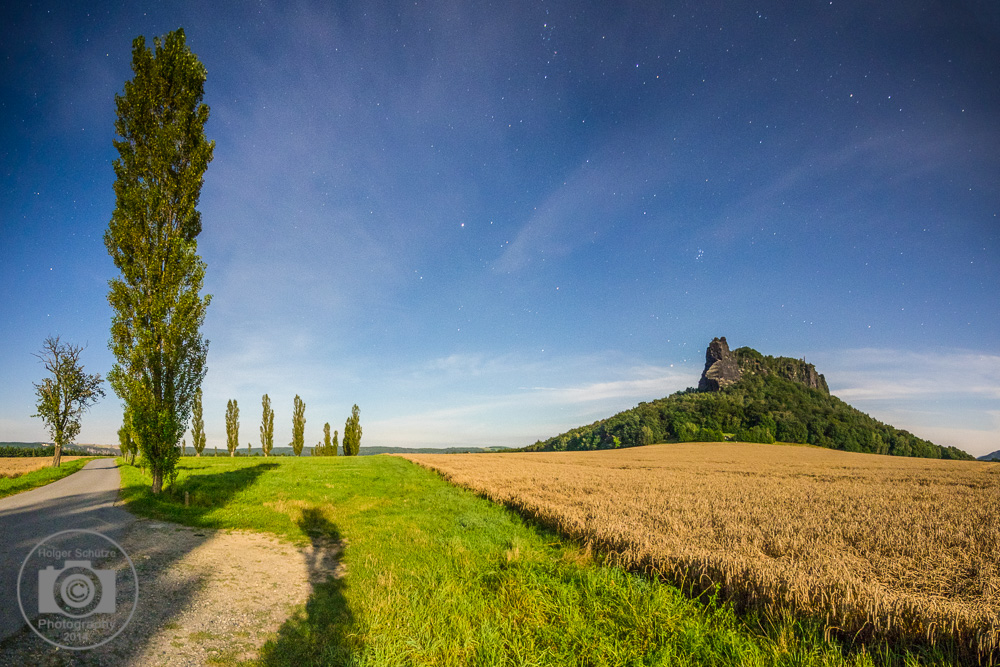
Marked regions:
[230,450,234,457]
[52,442,62,468]
[196,451,200,457]
[151,469,163,494]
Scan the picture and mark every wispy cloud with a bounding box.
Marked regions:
[493,121,675,274]
[530,367,691,405]
[365,355,695,447]
[819,348,1000,401]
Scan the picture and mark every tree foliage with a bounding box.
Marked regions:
[313,422,339,456]
[31,336,105,467]
[226,399,239,457]
[292,395,306,456]
[343,404,362,456]
[526,358,974,461]
[118,421,138,465]
[105,28,214,493]
[260,393,274,457]
[191,389,206,456]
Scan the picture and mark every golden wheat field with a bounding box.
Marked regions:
[404,443,1000,655]
[0,456,87,478]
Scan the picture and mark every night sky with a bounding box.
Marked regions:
[2,1,998,455]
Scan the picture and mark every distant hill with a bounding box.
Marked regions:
[524,337,974,461]
[978,450,1000,462]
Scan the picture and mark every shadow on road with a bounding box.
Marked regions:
[0,459,287,665]
[256,506,361,666]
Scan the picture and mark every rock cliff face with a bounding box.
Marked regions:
[787,362,829,393]
[698,337,830,395]
[698,337,743,391]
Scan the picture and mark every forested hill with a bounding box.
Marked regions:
[524,338,974,461]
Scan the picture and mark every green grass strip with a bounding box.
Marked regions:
[0,457,99,499]
[118,456,957,667]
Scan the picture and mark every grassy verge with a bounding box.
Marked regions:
[0,457,98,499]
[118,456,951,666]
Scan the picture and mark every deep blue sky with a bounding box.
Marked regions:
[2,1,998,455]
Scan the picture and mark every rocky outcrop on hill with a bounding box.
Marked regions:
[698,337,743,391]
[697,337,830,395]
[733,345,830,395]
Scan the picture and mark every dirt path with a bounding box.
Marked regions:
[0,519,343,666]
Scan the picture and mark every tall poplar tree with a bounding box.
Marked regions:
[105,28,214,493]
[343,404,362,456]
[191,388,206,456]
[260,393,274,457]
[291,395,306,456]
[226,399,240,457]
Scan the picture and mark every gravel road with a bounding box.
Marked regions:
[0,460,343,666]
[0,458,134,643]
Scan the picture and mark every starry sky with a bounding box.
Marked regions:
[2,1,998,456]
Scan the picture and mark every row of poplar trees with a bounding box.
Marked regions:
[106,29,367,488]
[37,29,360,486]
[198,394,361,457]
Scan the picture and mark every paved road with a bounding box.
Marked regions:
[0,458,136,643]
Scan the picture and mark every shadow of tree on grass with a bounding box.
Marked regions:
[120,460,279,527]
[257,506,361,666]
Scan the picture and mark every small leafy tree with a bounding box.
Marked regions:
[226,399,239,457]
[291,395,306,456]
[343,404,362,456]
[182,438,187,456]
[32,337,105,467]
[260,393,274,457]
[191,389,207,457]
